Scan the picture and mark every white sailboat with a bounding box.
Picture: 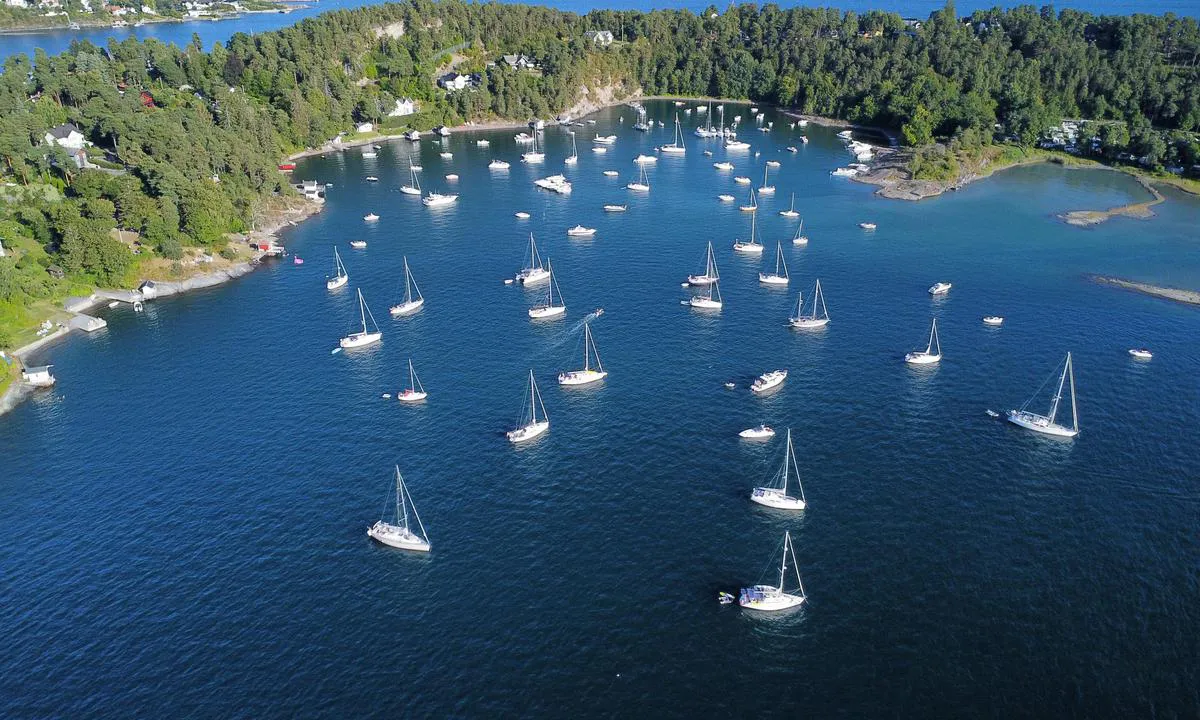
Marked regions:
[367,465,431,552]
[779,192,799,218]
[658,113,686,154]
[397,359,427,402]
[389,257,424,316]
[904,318,942,364]
[789,279,829,328]
[1007,352,1079,438]
[521,132,545,163]
[528,261,566,318]
[733,210,764,253]
[739,187,758,212]
[326,247,348,290]
[750,428,807,510]
[738,530,807,611]
[339,288,383,348]
[687,241,720,286]
[400,160,421,195]
[507,369,550,443]
[558,322,606,385]
[626,163,650,191]
[515,233,550,285]
[564,132,579,165]
[689,279,723,310]
[758,242,789,285]
[791,219,809,246]
[757,163,776,195]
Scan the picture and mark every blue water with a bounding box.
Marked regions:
[2,102,1199,716]
[2,0,1197,61]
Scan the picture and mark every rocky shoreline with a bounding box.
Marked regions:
[1087,275,1200,307]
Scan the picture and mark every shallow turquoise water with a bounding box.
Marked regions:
[1,101,1198,716]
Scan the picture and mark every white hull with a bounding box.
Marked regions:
[1006,410,1078,437]
[733,242,764,254]
[397,390,427,403]
[488,161,511,170]
[790,316,829,329]
[522,153,545,163]
[905,352,941,365]
[717,194,735,202]
[659,146,685,154]
[758,186,776,195]
[983,316,1004,326]
[1128,349,1153,359]
[515,212,531,219]
[517,269,550,285]
[687,275,717,286]
[529,304,566,318]
[751,371,787,393]
[508,420,550,443]
[689,297,722,310]
[558,369,607,386]
[750,487,806,510]
[390,298,425,316]
[739,587,805,611]
[929,283,952,295]
[759,273,789,285]
[713,162,734,170]
[725,141,750,150]
[603,170,619,176]
[738,427,775,439]
[340,331,382,349]
[779,210,799,218]
[626,183,650,191]
[734,176,751,184]
[326,275,348,290]
[423,194,458,207]
[792,236,809,246]
[368,521,431,552]
[634,155,657,164]
[603,205,627,212]
[364,214,380,222]
[592,147,608,154]
[564,156,578,165]
[567,227,596,237]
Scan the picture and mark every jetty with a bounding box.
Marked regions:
[1088,275,1200,307]
[1061,176,1165,226]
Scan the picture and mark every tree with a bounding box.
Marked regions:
[902,104,935,146]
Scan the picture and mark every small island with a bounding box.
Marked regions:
[0,0,289,33]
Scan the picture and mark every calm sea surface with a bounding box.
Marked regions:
[2,101,1199,716]
[1,0,1197,62]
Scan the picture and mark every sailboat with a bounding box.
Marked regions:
[757,163,776,195]
[521,132,545,163]
[1007,352,1079,438]
[507,370,550,442]
[326,247,348,290]
[528,261,566,318]
[904,318,942,364]
[791,219,809,246]
[367,466,431,552]
[687,241,720,286]
[789,279,829,328]
[758,242,789,285]
[779,192,799,218]
[400,159,421,195]
[658,113,686,154]
[564,131,579,165]
[389,257,424,316]
[733,210,764,253]
[626,163,650,191]
[515,233,550,285]
[739,531,807,611]
[397,359,427,402]
[750,428,807,509]
[558,322,607,385]
[340,288,382,348]
[689,279,722,310]
[739,187,758,212]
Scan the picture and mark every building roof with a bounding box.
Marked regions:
[23,365,53,373]
[48,122,82,139]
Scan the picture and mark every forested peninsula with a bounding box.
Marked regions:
[2,0,1199,357]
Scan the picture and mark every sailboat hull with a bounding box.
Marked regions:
[368,521,431,552]
[529,305,566,319]
[758,274,789,285]
[399,186,421,195]
[517,269,550,285]
[687,275,718,286]
[1006,410,1078,437]
[689,297,722,310]
[340,331,382,349]
[779,210,799,218]
[789,317,829,329]
[659,146,685,154]
[558,369,607,386]
[750,487,806,509]
[326,275,348,291]
[397,390,427,403]
[738,587,805,611]
[507,420,550,443]
[733,242,764,254]
[904,352,941,365]
[390,298,425,316]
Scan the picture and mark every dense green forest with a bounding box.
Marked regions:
[1,0,1198,348]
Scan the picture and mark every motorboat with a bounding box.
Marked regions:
[515,211,531,219]
[363,213,380,222]
[928,282,952,295]
[832,167,859,177]
[734,176,751,184]
[439,152,453,159]
[634,154,657,164]
[365,176,379,182]
[349,240,367,249]
[534,174,573,195]
[983,316,1005,326]
[422,192,458,207]
[717,194,735,202]
[592,146,608,154]
[489,160,511,170]
[713,162,734,171]
[567,225,596,237]
[786,146,798,152]
[859,222,877,230]
[603,204,627,212]
[603,170,619,177]
[445,174,459,181]
[1128,348,1153,359]
[750,369,787,394]
[515,132,534,143]
[738,425,775,439]
[476,139,491,147]
[766,160,781,168]
[593,135,618,145]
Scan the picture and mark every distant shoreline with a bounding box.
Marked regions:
[0,6,295,36]
[1087,275,1200,307]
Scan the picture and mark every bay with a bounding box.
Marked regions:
[1,101,1198,716]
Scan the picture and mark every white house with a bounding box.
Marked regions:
[355,122,374,134]
[45,122,86,150]
[22,365,56,388]
[584,30,614,46]
[438,73,479,91]
[387,97,417,117]
[501,54,537,70]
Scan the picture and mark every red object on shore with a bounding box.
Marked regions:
[278,163,296,171]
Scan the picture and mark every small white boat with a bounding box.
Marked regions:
[362,151,377,159]
[558,322,607,386]
[422,192,458,207]
[489,160,511,170]
[367,465,431,552]
[1007,353,1079,438]
[515,233,549,284]
[713,162,734,171]
[739,531,807,611]
[733,175,751,184]
[405,130,421,141]
[733,211,764,254]
[389,257,424,316]
[739,188,758,213]
[634,154,657,164]
[410,163,423,171]
[657,113,687,155]
[507,369,550,443]
[766,160,781,168]
[603,170,619,177]
[534,174,573,195]
[789,280,830,329]
[983,316,1005,326]
[515,211,531,219]
[528,261,566,318]
[567,225,596,237]
[832,167,859,177]
[750,428,806,509]
[592,146,608,154]
[791,219,809,246]
[515,132,534,143]
[626,163,650,192]
[689,280,723,310]
[593,134,617,145]
[757,164,775,195]
[786,146,798,153]
[476,139,491,147]
[365,176,379,182]
[1128,348,1153,360]
[564,132,579,165]
[859,222,877,230]
[739,425,775,440]
[725,139,751,150]
[779,192,800,218]
[326,247,349,290]
[339,288,382,349]
[904,318,942,365]
[603,204,627,212]
[400,161,422,195]
[717,194,735,202]
[445,173,459,181]
[758,242,789,285]
[435,125,451,137]
[439,152,453,159]
[396,358,427,402]
[928,282,952,296]
[363,213,380,222]
[751,369,787,394]
[688,242,721,286]
[350,240,367,249]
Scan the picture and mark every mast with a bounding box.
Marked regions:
[1067,352,1078,431]
[408,359,416,391]
[815,279,828,319]
[790,429,806,503]
[394,466,407,529]
[528,369,537,424]
[358,289,367,333]
[583,324,591,371]
[795,219,803,241]
[928,318,939,354]
[779,531,789,592]
[1049,353,1068,425]
[775,243,787,276]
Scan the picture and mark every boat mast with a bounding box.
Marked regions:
[815,280,828,319]
[929,318,939,355]
[775,243,787,276]
[358,289,367,333]
[1067,352,1078,432]
[1049,353,1069,426]
[394,466,407,529]
[779,531,789,592]
[408,359,416,391]
[583,324,591,371]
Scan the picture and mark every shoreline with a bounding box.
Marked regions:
[0,6,295,36]
[1088,275,1200,307]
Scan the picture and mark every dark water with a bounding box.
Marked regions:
[2,0,1197,62]
[3,102,1199,716]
